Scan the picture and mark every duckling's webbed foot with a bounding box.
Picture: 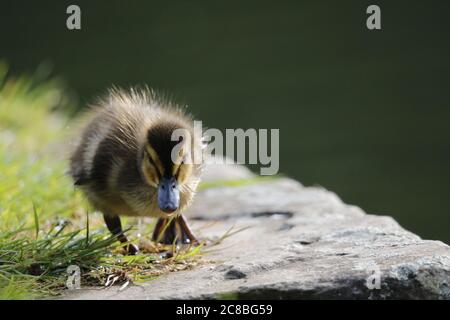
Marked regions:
[103,214,139,255]
[152,215,199,245]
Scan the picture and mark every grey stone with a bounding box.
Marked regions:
[63,163,450,300]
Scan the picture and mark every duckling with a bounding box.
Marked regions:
[69,88,203,254]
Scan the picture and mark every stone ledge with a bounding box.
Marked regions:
[64,164,450,300]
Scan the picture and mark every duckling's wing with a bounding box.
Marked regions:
[70,163,88,186]
[69,110,109,187]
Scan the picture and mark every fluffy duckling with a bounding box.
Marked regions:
[69,88,203,254]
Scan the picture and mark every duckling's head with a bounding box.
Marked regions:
[139,121,200,215]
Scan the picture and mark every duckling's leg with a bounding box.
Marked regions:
[103,214,138,255]
[152,217,167,243]
[177,214,199,245]
[152,218,177,244]
[152,215,198,245]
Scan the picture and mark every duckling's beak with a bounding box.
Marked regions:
[157,176,180,214]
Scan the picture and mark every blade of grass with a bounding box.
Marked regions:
[85,209,89,247]
[32,202,39,240]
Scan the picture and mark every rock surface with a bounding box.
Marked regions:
[65,164,450,299]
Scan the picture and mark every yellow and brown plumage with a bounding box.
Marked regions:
[69,88,203,254]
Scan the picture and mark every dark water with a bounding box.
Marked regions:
[1,1,449,243]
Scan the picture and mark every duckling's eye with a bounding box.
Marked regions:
[174,160,184,178]
[147,155,162,179]
[175,161,193,185]
[141,153,160,188]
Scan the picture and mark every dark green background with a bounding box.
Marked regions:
[1,1,449,243]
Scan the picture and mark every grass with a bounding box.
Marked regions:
[198,176,281,191]
[0,63,205,299]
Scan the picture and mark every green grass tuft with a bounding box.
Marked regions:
[198,175,282,191]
